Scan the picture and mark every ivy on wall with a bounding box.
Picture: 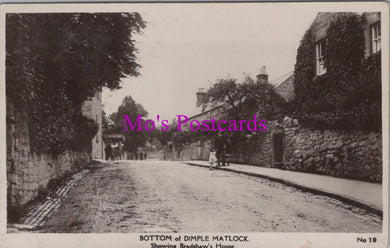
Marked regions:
[6,13,145,155]
[293,13,381,131]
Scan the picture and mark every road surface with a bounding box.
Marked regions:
[40,160,382,233]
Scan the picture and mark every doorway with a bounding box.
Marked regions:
[272,131,284,167]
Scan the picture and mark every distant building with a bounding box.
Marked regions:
[81,92,105,159]
[103,134,125,160]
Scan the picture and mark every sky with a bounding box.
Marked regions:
[102,4,320,122]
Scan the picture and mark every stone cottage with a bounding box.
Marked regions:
[171,12,382,183]
[266,12,382,182]
[81,92,105,160]
[312,12,380,76]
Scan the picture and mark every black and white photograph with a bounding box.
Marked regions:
[1,2,389,248]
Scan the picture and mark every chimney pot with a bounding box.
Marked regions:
[256,66,269,84]
[260,66,266,75]
[196,88,207,108]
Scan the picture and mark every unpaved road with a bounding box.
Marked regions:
[40,161,382,233]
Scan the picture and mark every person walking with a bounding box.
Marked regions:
[215,132,225,167]
[225,136,232,166]
[104,144,112,161]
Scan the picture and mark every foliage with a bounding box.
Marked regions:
[6,13,146,154]
[106,96,149,152]
[167,76,285,148]
[293,13,381,131]
[202,75,285,120]
[323,13,365,80]
[293,26,316,109]
[152,124,174,146]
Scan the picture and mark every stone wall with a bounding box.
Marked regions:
[181,142,211,161]
[282,123,382,182]
[163,142,211,161]
[145,150,164,160]
[7,105,90,207]
[169,118,382,183]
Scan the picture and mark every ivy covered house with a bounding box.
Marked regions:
[294,12,381,130]
[312,12,380,77]
[277,12,382,182]
[197,12,382,182]
[162,12,382,183]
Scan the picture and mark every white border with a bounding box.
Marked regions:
[0,2,388,248]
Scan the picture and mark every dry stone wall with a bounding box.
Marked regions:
[164,142,211,161]
[170,117,382,183]
[282,124,382,182]
[7,105,90,207]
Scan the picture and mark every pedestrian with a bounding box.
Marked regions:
[104,144,112,161]
[225,137,232,166]
[144,152,147,160]
[215,132,225,167]
[208,148,217,170]
[112,147,119,161]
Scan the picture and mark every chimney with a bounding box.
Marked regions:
[196,88,206,108]
[256,66,269,84]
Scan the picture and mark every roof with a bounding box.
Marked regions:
[185,103,215,120]
[185,72,296,121]
[104,134,125,141]
[274,73,295,102]
[271,71,294,88]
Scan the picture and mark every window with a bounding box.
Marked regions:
[316,40,326,75]
[371,22,381,54]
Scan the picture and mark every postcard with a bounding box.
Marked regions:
[0,2,388,248]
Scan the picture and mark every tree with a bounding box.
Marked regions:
[7,13,145,107]
[175,76,286,154]
[108,96,149,152]
[202,75,285,121]
[6,13,146,154]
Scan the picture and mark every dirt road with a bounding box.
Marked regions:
[40,161,382,233]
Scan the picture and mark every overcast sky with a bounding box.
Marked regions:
[102,4,320,122]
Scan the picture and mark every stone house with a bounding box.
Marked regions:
[181,66,271,132]
[312,12,381,76]
[166,66,278,161]
[266,12,382,182]
[273,72,294,102]
[81,92,105,160]
[171,12,382,183]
